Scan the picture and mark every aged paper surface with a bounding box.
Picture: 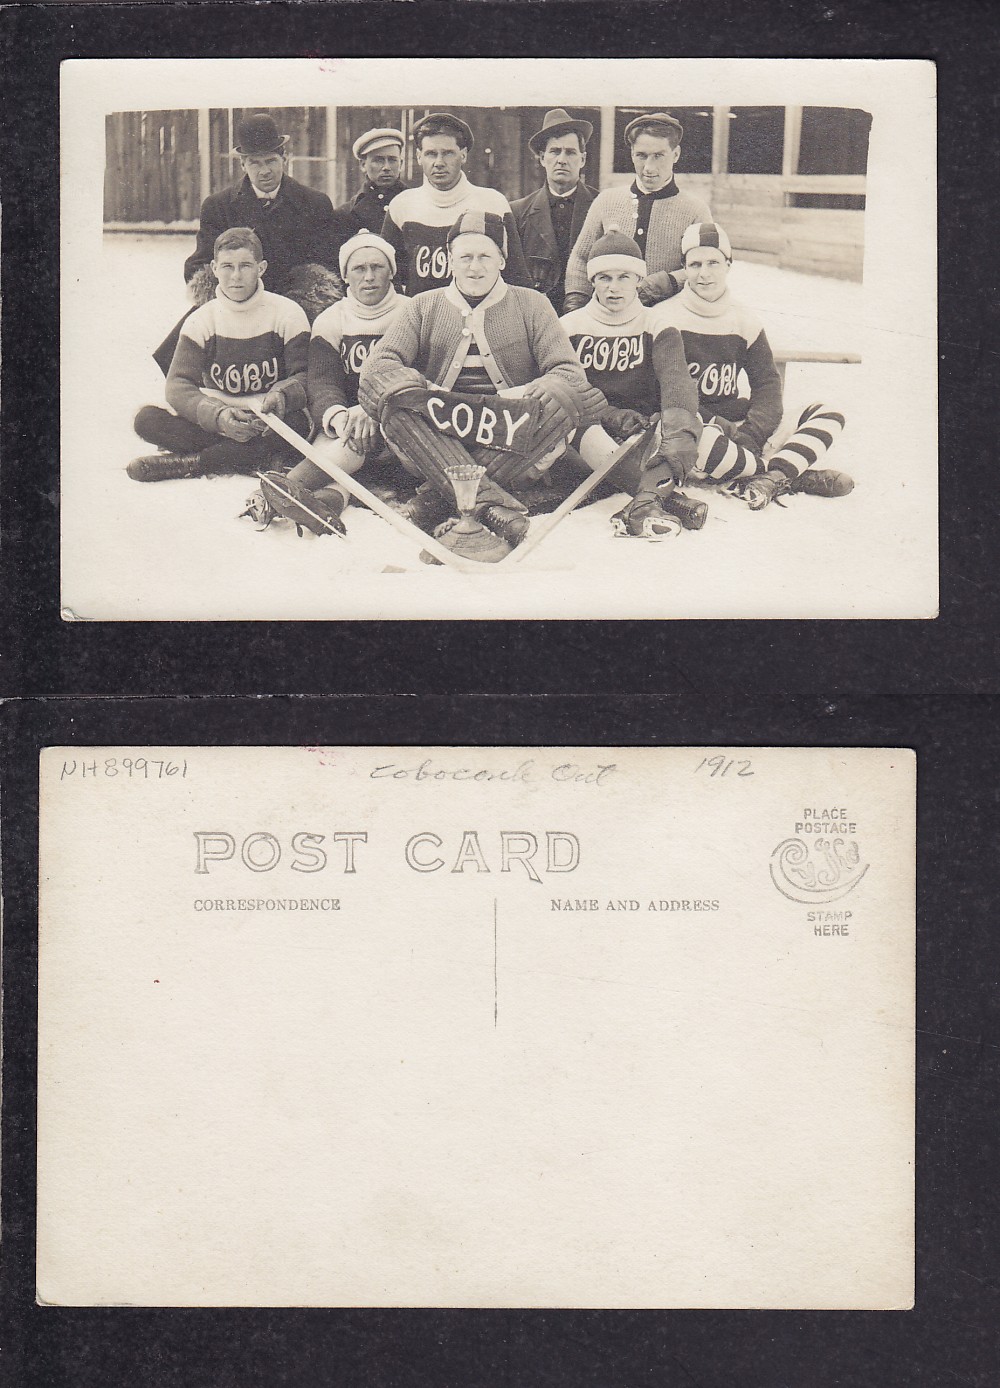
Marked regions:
[38,746,914,1308]
[61,57,936,619]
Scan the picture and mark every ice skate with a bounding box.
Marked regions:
[726,470,794,511]
[478,504,530,548]
[238,486,277,531]
[257,472,347,538]
[662,489,709,531]
[611,493,683,539]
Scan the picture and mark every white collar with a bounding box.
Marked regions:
[678,283,733,318]
[215,281,266,313]
[251,177,283,201]
[425,172,471,208]
[444,276,508,315]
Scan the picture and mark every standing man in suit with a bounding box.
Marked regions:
[154,112,349,372]
[510,108,598,314]
[183,112,348,303]
[337,126,407,238]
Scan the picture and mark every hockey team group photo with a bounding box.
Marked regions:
[61,61,936,620]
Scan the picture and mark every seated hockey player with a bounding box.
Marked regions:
[358,209,608,560]
[129,227,310,483]
[560,227,710,537]
[240,231,409,536]
[649,220,853,508]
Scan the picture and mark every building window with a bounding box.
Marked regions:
[793,106,871,209]
[613,107,713,175]
[727,106,785,175]
[797,107,872,176]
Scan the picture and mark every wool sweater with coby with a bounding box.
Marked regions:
[359,278,605,427]
[308,286,409,433]
[560,297,696,416]
[650,284,783,451]
[563,180,711,311]
[165,283,310,434]
[380,174,531,295]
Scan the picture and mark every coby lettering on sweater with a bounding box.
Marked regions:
[560,297,692,414]
[308,285,409,435]
[166,283,311,433]
[380,174,532,295]
[649,282,783,451]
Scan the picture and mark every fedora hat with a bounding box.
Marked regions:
[234,113,288,157]
[528,108,594,155]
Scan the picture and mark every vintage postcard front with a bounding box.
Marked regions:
[60,57,936,619]
[37,746,914,1308]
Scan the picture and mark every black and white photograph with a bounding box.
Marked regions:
[61,58,937,620]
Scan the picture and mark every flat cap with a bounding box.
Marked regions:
[412,112,475,151]
[623,111,684,144]
[352,127,404,161]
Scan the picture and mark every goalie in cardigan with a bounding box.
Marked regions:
[357,209,610,562]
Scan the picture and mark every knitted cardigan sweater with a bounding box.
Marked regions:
[360,278,605,429]
[563,181,711,310]
[166,283,310,434]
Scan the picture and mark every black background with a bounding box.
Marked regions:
[1,1,998,1384]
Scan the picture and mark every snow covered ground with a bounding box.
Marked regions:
[59,234,934,621]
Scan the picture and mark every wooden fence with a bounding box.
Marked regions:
[105,110,201,223]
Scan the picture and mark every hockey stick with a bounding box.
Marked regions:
[253,408,486,573]
[506,425,657,566]
[257,407,652,571]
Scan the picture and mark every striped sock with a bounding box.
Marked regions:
[695,423,761,482]
[767,403,845,481]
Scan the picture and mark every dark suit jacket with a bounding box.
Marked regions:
[509,181,598,313]
[183,174,350,297]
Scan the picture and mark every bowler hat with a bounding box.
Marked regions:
[528,108,594,155]
[234,113,288,157]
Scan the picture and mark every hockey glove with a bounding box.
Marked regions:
[259,387,287,419]
[655,429,700,485]
[217,406,262,443]
[601,406,651,444]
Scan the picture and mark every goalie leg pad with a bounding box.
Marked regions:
[380,403,527,517]
[474,392,574,491]
[380,404,478,501]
